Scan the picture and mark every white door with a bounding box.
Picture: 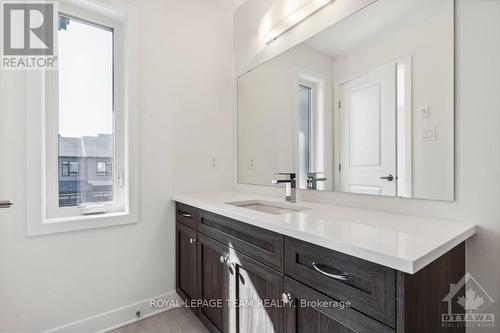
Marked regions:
[339,62,397,196]
[0,71,20,213]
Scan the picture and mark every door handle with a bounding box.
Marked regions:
[379,174,394,182]
[0,200,13,209]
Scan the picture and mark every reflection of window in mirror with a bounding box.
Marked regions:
[298,84,311,190]
[298,78,327,191]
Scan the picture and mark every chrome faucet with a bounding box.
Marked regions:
[272,173,296,203]
[307,172,327,190]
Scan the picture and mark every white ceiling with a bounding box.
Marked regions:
[214,0,247,11]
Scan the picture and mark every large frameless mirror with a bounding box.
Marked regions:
[237,0,454,201]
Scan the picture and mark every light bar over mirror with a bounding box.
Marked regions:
[263,0,335,44]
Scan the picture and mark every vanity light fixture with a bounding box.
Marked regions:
[264,0,334,44]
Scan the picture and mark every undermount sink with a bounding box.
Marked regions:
[226,200,309,215]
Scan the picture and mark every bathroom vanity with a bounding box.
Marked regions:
[174,1,473,332]
[173,192,476,333]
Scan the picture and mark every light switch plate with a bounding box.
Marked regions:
[420,128,436,141]
[421,106,430,119]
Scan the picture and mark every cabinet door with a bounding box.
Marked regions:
[176,222,198,303]
[228,251,284,333]
[284,277,394,333]
[198,234,230,333]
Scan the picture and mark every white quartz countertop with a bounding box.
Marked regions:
[172,192,477,274]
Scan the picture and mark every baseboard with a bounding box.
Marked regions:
[43,291,184,333]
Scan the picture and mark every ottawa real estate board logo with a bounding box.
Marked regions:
[442,272,495,329]
[1,1,57,69]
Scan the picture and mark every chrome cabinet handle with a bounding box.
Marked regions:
[220,254,229,264]
[0,200,13,209]
[179,211,192,218]
[189,238,196,244]
[312,262,350,281]
[379,174,394,182]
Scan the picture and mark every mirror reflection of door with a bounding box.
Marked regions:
[338,62,398,196]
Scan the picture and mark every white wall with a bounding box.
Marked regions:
[234,1,500,332]
[0,0,234,331]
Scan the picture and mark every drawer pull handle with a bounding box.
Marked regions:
[0,200,14,209]
[312,262,350,281]
[179,211,192,218]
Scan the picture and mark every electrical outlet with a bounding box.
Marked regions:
[247,157,256,170]
[210,156,220,171]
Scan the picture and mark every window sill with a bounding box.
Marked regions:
[28,210,138,237]
[44,211,130,225]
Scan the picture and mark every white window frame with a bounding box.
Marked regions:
[293,66,332,192]
[46,4,125,220]
[26,0,139,236]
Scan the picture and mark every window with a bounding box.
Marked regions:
[27,1,139,236]
[97,161,112,176]
[56,14,114,209]
[38,2,135,225]
[62,160,79,177]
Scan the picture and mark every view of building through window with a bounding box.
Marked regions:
[57,15,114,207]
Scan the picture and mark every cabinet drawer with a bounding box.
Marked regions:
[284,237,396,327]
[284,277,394,333]
[176,203,198,228]
[198,210,284,271]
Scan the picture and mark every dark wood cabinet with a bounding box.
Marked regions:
[175,203,465,333]
[228,251,284,333]
[283,277,394,333]
[176,222,198,305]
[197,233,230,333]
